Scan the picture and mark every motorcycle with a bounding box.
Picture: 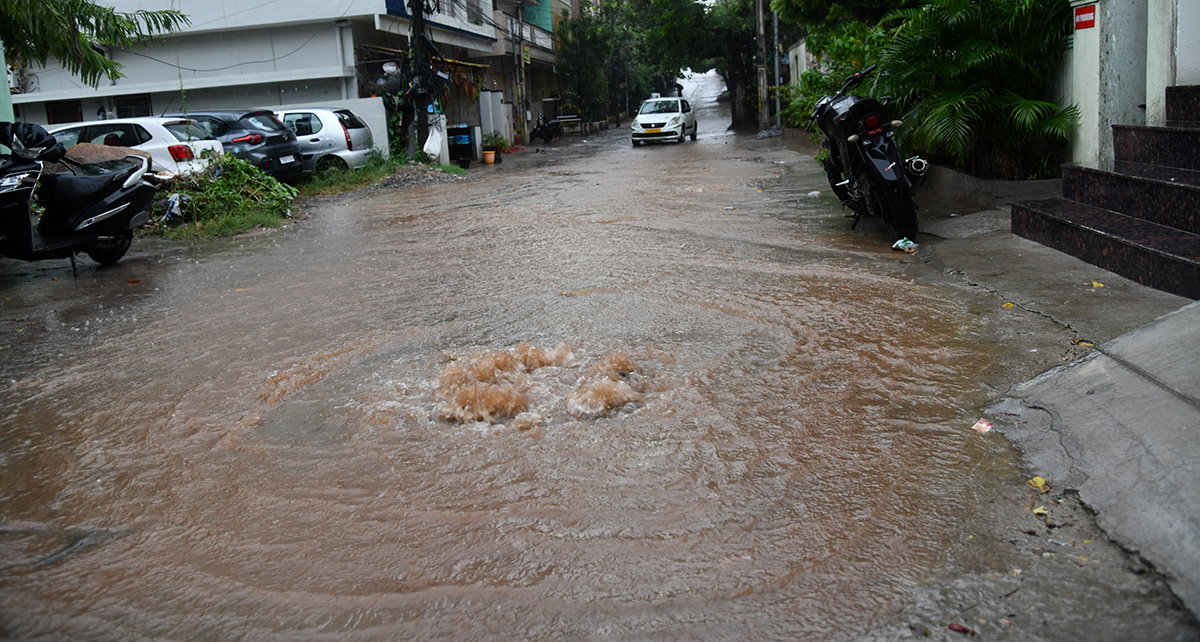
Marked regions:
[0,122,156,274]
[810,65,928,245]
[530,111,562,144]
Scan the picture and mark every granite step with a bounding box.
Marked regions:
[1062,161,1200,235]
[1112,124,1200,171]
[1166,85,1200,123]
[1011,199,1200,299]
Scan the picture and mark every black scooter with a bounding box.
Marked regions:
[530,112,562,144]
[810,65,927,244]
[0,123,155,274]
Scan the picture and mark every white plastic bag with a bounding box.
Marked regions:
[423,127,443,158]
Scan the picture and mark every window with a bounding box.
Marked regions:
[51,127,83,148]
[282,113,322,136]
[192,116,229,137]
[114,95,152,118]
[46,100,82,125]
[335,110,368,129]
[243,113,287,133]
[163,121,214,142]
[85,124,149,147]
[467,0,482,25]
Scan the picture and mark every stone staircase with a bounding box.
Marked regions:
[1011,85,1200,299]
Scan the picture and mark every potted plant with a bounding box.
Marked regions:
[482,131,508,164]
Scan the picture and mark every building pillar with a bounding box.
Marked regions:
[1069,0,1147,163]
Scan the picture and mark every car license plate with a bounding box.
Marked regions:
[279,155,295,164]
[645,128,661,134]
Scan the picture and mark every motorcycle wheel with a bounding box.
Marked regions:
[87,232,133,265]
[873,184,919,241]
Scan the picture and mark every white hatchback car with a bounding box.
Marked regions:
[47,117,223,175]
[631,97,697,145]
[273,108,374,173]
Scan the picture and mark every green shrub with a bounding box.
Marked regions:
[146,151,297,239]
[878,0,1078,179]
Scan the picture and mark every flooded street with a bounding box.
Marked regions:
[2,72,1195,640]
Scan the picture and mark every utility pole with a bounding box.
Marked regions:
[408,0,431,150]
[511,3,528,143]
[773,10,780,130]
[755,0,769,130]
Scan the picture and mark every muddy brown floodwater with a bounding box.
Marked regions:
[2,72,1196,641]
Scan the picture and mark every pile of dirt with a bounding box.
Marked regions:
[376,162,472,190]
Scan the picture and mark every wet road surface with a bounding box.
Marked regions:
[2,72,1196,640]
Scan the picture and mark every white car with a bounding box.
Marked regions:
[47,117,223,175]
[631,97,698,145]
[273,108,374,173]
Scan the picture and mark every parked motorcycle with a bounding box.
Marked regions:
[810,65,927,245]
[0,122,155,274]
[530,112,563,144]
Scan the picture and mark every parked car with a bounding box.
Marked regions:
[273,108,374,173]
[631,97,698,145]
[47,117,223,175]
[164,110,303,183]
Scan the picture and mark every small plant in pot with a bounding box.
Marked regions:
[482,131,508,163]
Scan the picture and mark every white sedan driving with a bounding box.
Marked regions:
[631,97,697,146]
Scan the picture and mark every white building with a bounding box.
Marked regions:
[1064,0,1200,162]
[6,0,570,153]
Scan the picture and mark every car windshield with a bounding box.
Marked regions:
[162,121,215,142]
[335,110,368,129]
[243,113,287,132]
[639,100,680,115]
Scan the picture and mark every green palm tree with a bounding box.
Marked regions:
[878,0,1078,179]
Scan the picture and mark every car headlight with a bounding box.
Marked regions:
[668,116,682,127]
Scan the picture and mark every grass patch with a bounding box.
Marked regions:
[436,163,468,176]
[296,150,411,196]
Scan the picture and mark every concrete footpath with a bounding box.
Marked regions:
[914,183,1200,617]
[989,300,1200,615]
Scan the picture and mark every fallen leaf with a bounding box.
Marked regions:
[1033,505,1049,516]
[1002,302,1014,308]
[1091,280,1104,288]
[1027,476,1050,493]
[127,279,141,284]
[948,622,975,634]
[971,419,993,433]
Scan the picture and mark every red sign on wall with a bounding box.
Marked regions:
[1075,4,1096,29]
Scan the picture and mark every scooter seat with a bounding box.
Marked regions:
[41,159,140,204]
[37,159,143,238]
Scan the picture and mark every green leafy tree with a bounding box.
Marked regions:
[877,0,1078,178]
[1,0,189,87]
[776,17,886,127]
[706,0,759,127]
[557,7,614,120]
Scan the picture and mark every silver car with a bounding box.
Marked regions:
[631,97,698,146]
[274,108,374,173]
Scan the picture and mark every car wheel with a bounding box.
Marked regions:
[690,124,698,141]
[316,155,347,173]
[677,130,686,143]
[632,139,639,147]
